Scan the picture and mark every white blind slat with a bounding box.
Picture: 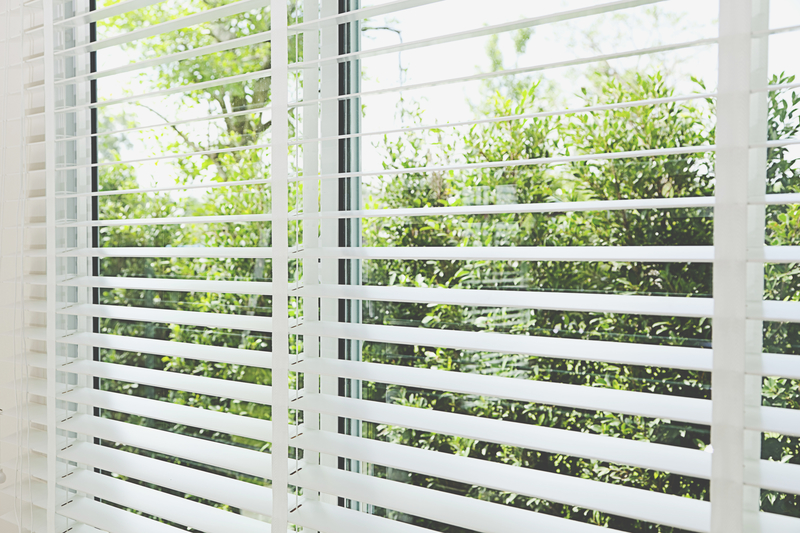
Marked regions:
[58,30,273,85]
[60,441,272,515]
[749,300,800,323]
[298,195,716,220]
[293,465,618,533]
[10,0,791,529]
[296,394,712,478]
[748,353,800,380]
[292,501,432,533]
[297,0,665,66]
[751,246,800,263]
[59,247,273,258]
[0,478,47,507]
[55,0,164,27]
[299,284,714,317]
[297,245,715,263]
[294,38,717,108]
[297,359,712,424]
[745,459,800,495]
[55,0,264,56]
[59,332,272,368]
[746,406,800,438]
[58,303,274,332]
[59,276,273,295]
[4,403,48,425]
[297,430,711,530]
[61,387,274,441]
[757,512,800,533]
[58,213,272,227]
[291,145,716,183]
[59,469,270,533]
[64,360,272,404]
[59,496,195,533]
[302,321,713,371]
[60,413,271,478]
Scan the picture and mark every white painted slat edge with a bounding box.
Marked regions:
[55,0,162,26]
[0,352,48,368]
[749,300,800,323]
[60,93,709,155]
[297,359,712,424]
[62,360,272,404]
[751,246,800,263]
[4,403,48,425]
[59,413,270,478]
[58,212,271,227]
[745,459,800,495]
[59,495,197,533]
[1,377,47,397]
[59,441,272,515]
[297,245,715,263]
[60,469,270,533]
[60,275,273,296]
[1,478,47,507]
[4,298,48,313]
[747,353,800,380]
[294,465,619,533]
[295,394,711,478]
[59,246,274,258]
[61,387,273,442]
[58,331,272,368]
[0,326,47,341]
[58,30,273,85]
[298,195,715,220]
[288,92,716,147]
[757,511,800,533]
[0,274,47,285]
[291,146,715,183]
[297,40,717,113]
[55,0,264,55]
[289,0,444,32]
[57,106,271,146]
[0,507,46,533]
[61,65,271,113]
[298,0,664,65]
[1,453,48,480]
[291,500,432,533]
[295,430,711,531]
[1,428,48,454]
[57,303,273,332]
[299,283,713,317]
[69,524,106,533]
[301,321,713,371]
[746,405,800,438]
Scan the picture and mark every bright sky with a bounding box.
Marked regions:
[97,0,800,196]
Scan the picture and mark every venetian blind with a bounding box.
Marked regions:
[1,0,799,532]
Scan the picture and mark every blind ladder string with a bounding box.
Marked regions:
[15,0,33,526]
[0,2,26,531]
[293,7,300,515]
[0,0,12,524]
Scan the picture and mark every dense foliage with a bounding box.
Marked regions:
[93,3,800,530]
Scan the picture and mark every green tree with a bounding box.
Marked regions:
[92,3,800,529]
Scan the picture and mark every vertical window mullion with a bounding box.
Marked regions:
[711,0,769,531]
[336,0,363,511]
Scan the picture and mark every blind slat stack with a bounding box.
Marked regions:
[1,0,798,532]
[292,0,714,532]
[44,0,281,530]
[0,0,51,529]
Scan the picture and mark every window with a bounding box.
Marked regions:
[1,0,800,532]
